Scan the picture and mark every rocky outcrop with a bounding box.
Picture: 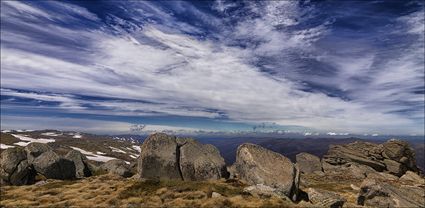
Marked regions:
[101,159,132,178]
[24,142,52,163]
[322,139,419,177]
[296,152,322,174]
[138,133,182,180]
[233,143,299,201]
[382,139,417,171]
[65,150,91,178]
[32,150,76,180]
[0,148,36,185]
[357,178,424,207]
[178,138,228,181]
[306,188,346,208]
[138,133,227,181]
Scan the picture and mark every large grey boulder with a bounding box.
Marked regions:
[101,159,132,178]
[138,133,181,180]
[233,143,299,201]
[24,142,52,163]
[296,152,322,174]
[306,188,346,208]
[137,133,227,181]
[0,148,36,185]
[357,178,425,207]
[178,138,227,181]
[65,150,91,178]
[32,150,75,180]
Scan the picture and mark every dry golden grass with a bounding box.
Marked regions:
[1,174,308,208]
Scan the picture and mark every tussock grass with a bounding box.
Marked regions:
[0,174,302,207]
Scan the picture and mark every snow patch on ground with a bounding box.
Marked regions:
[129,154,138,159]
[1,130,11,133]
[12,134,55,146]
[14,142,30,146]
[41,132,62,136]
[70,146,124,163]
[0,144,15,149]
[109,146,126,154]
[96,151,106,155]
[72,134,82,138]
[132,145,141,153]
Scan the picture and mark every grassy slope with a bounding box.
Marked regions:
[0,175,305,208]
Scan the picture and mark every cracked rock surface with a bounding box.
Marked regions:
[0,148,36,185]
[138,133,227,181]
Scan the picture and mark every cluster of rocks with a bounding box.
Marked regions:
[137,133,300,201]
[322,139,418,177]
[2,133,424,208]
[0,143,132,185]
[295,139,424,207]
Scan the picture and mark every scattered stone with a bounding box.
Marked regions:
[211,192,222,198]
[234,143,299,201]
[65,150,91,178]
[32,150,75,180]
[350,184,360,191]
[296,152,322,174]
[101,159,132,178]
[306,188,346,208]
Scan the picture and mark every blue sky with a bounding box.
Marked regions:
[1,0,424,135]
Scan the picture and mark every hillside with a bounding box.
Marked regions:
[0,130,141,166]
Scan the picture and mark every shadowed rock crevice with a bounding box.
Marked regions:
[176,142,187,181]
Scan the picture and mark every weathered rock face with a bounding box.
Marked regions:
[178,138,227,181]
[65,150,91,178]
[24,142,52,163]
[322,139,419,177]
[382,139,417,171]
[296,152,322,174]
[138,133,181,180]
[138,133,227,181]
[357,178,425,207]
[233,143,299,200]
[32,150,75,180]
[306,188,346,208]
[399,171,425,185]
[0,148,36,185]
[101,159,132,178]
